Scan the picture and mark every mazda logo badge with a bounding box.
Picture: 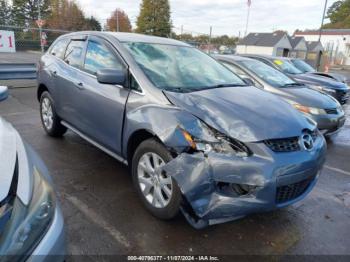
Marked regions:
[300,133,314,151]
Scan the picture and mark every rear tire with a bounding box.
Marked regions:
[40,91,67,137]
[132,138,182,220]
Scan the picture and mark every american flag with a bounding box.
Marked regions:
[247,0,251,7]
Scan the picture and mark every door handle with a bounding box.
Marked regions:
[75,82,85,90]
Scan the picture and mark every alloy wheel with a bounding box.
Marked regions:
[41,97,54,130]
[137,152,173,208]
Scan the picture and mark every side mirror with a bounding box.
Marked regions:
[242,77,255,86]
[96,68,126,86]
[0,86,9,102]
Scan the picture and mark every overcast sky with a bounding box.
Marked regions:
[78,0,336,37]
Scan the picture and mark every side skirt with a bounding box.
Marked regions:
[61,121,128,166]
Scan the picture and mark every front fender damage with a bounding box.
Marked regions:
[161,152,268,229]
[126,105,268,228]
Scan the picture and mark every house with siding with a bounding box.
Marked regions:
[295,29,350,65]
[288,36,307,59]
[236,32,292,57]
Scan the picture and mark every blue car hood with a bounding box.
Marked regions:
[272,86,340,108]
[291,73,348,90]
[311,72,347,83]
[164,86,315,142]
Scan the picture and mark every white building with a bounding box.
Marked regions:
[288,36,307,59]
[295,29,350,65]
[236,32,292,57]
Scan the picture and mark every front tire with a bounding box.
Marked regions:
[40,91,67,137]
[132,138,182,220]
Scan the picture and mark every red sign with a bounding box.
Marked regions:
[0,30,16,53]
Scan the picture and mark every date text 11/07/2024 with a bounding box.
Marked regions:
[127,256,220,261]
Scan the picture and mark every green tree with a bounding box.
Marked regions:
[136,0,172,37]
[323,0,350,28]
[0,0,12,25]
[12,0,51,27]
[84,16,102,31]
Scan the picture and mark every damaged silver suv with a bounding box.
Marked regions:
[37,32,327,228]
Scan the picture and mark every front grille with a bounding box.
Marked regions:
[339,90,349,104]
[265,137,300,152]
[325,108,338,114]
[310,129,318,141]
[276,176,315,204]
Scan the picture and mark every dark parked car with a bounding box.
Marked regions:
[215,55,346,136]
[37,32,326,228]
[0,86,65,261]
[242,54,349,105]
[288,58,348,84]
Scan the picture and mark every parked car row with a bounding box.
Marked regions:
[242,54,350,105]
[215,55,346,136]
[0,32,348,260]
[288,58,349,85]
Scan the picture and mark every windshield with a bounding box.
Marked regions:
[239,60,298,88]
[273,59,303,75]
[291,59,316,73]
[123,42,245,92]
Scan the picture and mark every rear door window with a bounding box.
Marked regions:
[83,40,124,75]
[50,38,69,59]
[64,40,86,69]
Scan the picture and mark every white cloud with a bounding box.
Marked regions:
[78,0,336,36]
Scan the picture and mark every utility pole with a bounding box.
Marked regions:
[317,0,328,70]
[209,26,212,54]
[318,0,328,42]
[116,9,119,32]
[244,0,251,37]
[38,0,44,53]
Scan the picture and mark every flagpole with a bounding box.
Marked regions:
[244,1,251,37]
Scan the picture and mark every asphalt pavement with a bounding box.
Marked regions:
[0,83,349,259]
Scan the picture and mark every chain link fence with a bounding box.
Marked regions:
[0,24,237,55]
[0,25,71,52]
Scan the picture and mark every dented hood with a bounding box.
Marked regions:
[164,86,314,142]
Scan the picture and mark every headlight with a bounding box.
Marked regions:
[321,87,336,94]
[0,167,55,259]
[309,84,336,94]
[181,127,251,157]
[293,104,326,115]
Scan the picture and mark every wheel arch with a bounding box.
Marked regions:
[126,129,158,165]
[37,84,49,101]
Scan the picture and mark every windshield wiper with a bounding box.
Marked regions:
[204,83,247,89]
[162,84,246,93]
[282,83,304,87]
[163,86,194,93]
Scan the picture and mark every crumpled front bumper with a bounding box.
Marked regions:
[162,134,327,228]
